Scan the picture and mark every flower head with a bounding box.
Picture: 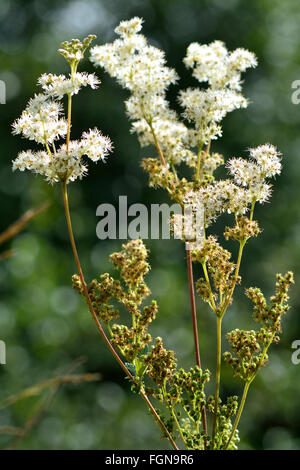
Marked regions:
[227,144,281,204]
[114,17,144,37]
[38,72,100,100]
[183,40,257,91]
[12,94,67,144]
[12,36,112,184]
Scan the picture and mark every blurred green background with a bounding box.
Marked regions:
[0,0,300,450]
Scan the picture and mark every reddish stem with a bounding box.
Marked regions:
[186,249,208,437]
[61,181,178,450]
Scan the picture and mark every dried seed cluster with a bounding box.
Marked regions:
[193,236,237,311]
[224,272,294,381]
[207,396,240,450]
[73,240,157,363]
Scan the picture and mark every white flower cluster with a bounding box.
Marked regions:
[13,128,112,183]
[184,41,257,91]
[12,36,112,184]
[227,144,281,203]
[202,153,224,174]
[90,17,188,165]
[173,178,250,248]
[178,144,281,229]
[180,41,257,146]
[38,72,100,99]
[12,94,68,144]
[178,88,247,146]
[91,18,257,172]
[90,17,177,116]
[182,182,248,230]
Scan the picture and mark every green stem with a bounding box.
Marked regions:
[66,62,76,154]
[249,199,256,221]
[225,320,279,450]
[202,261,217,312]
[221,240,246,318]
[171,408,187,448]
[195,146,202,181]
[171,164,179,182]
[224,380,251,450]
[147,121,177,193]
[211,315,222,448]
[221,202,257,319]
[148,122,167,168]
[206,139,211,155]
[66,93,72,153]
[45,141,53,158]
[186,250,202,369]
[195,135,207,182]
[163,385,187,448]
[61,182,133,377]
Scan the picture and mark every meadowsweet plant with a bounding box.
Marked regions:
[11,19,294,451]
[89,17,294,450]
[12,33,179,450]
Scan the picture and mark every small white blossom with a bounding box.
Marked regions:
[227,144,281,204]
[12,94,68,144]
[179,88,248,125]
[12,150,51,174]
[184,40,257,91]
[179,88,248,144]
[227,159,262,187]
[124,95,171,122]
[249,144,281,177]
[114,17,144,37]
[81,128,113,162]
[184,179,252,229]
[203,153,224,173]
[38,72,100,99]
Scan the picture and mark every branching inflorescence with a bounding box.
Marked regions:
[12,36,112,184]
[90,17,294,449]
[12,17,294,450]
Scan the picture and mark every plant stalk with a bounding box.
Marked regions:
[61,181,178,450]
[211,315,222,448]
[224,380,250,450]
[149,122,167,168]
